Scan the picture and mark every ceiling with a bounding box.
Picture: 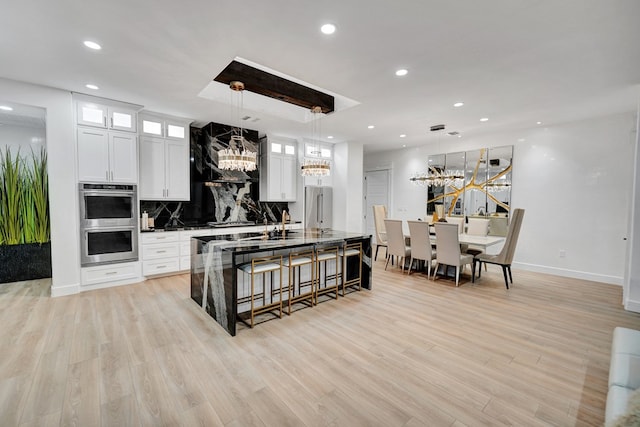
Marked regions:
[1,0,639,152]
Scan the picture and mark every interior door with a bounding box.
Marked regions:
[364,169,389,238]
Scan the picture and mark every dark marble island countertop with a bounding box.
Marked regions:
[190,230,372,336]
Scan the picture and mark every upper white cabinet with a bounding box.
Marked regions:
[260,136,297,202]
[302,140,333,187]
[76,100,138,133]
[139,114,188,140]
[74,94,141,184]
[77,129,137,183]
[138,112,192,201]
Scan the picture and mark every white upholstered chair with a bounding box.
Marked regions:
[383,219,411,273]
[445,216,465,234]
[473,208,525,289]
[407,220,436,278]
[372,205,388,261]
[433,222,474,287]
[465,218,490,269]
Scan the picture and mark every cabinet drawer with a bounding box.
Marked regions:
[82,262,139,286]
[142,243,179,260]
[140,232,179,244]
[143,258,179,276]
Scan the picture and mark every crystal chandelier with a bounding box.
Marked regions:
[301,106,331,177]
[218,81,257,172]
[410,167,464,187]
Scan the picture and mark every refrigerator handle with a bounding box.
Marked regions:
[317,194,321,223]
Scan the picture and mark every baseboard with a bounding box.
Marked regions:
[624,298,640,313]
[51,282,81,297]
[80,275,144,293]
[512,261,623,286]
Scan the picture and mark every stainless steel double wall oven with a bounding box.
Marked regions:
[79,183,138,266]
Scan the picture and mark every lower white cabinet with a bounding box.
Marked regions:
[140,232,180,276]
[81,261,141,287]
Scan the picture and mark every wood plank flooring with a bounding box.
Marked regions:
[1,259,639,426]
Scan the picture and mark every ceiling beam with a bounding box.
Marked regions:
[214,60,335,114]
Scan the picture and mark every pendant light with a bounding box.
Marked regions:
[218,81,257,172]
[301,106,330,177]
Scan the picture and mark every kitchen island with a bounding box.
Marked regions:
[190,230,372,336]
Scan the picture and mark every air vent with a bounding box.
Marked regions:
[430,124,445,131]
[242,116,252,121]
[447,131,460,136]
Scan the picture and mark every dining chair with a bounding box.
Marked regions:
[407,220,436,277]
[465,218,490,270]
[433,222,474,287]
[383,219,411,272]
[445,216,465,234]
[372,205,388,261]
[473,208,525,289]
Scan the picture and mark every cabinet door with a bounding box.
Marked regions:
[267,154,284,201]
[281,155,296,200]
[77,101,107,128]
[109,107,137,133]
[109,132,137,183]
[165,119,188,140]
[77,128,110,182]
[139,137,166,199]
[165,140,190,200]
[140,116,164,137]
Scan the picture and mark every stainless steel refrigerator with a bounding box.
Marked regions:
[304,186,332,231]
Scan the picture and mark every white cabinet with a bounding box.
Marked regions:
[138,112,192,201]
[77,128,137,183]
[260,136,297,201]
[140,232,180,276]
[76,99,138,133]
[75,94,141,184]
[81,261,141,287]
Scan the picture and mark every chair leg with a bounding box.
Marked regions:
[385,255,390,270]
[471,260,476,283]
[478,261,482,279]
[501,266,509,289]
[455,266,460,287]
[375,245,380,261]
[507,265,513,284]
[427,260,431,279]
[432,262,439,281]
[407,257,413,275]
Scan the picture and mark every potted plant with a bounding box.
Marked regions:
[0,147,50,284]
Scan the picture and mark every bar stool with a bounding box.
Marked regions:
[283,248,316,315]
[314,246,340,303]
[339,242,363,296]
[238,254,283,328]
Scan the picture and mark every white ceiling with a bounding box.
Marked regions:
[1,0,639,152]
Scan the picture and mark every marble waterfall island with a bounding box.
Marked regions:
[190,231,372,336]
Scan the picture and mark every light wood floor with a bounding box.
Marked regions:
[1,259,639,426]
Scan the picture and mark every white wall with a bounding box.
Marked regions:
[0,125,46,153]
[625,107,640,310]
[0,78,80,296]
[364,112,637,285]
[333,141,364,233]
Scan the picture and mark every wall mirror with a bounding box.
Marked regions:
[421,145,513,236]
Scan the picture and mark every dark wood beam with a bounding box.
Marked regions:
[213,60,335,114]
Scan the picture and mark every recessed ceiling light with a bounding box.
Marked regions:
[402,144,406,148]
[395,69,408,77]
[480,117,489,122]
[320,24,336,35]
[536,121,542,125]
[85,84,99,90]
[518,138,526,142]
[0,105,13,111]
[367,125,375,129]
[327,135,334,139]
[453,102,464,107]
[83,40,101,50]
[399,134,406,138]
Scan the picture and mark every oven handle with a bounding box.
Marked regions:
[81,190,135,197]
